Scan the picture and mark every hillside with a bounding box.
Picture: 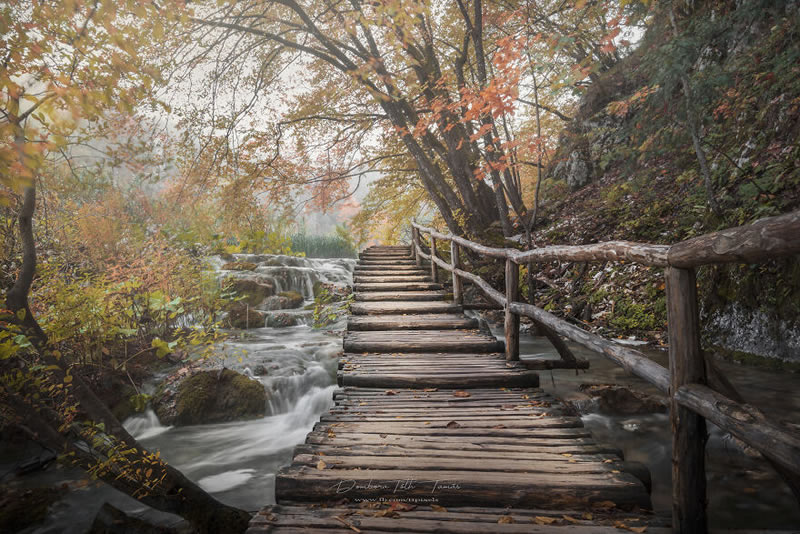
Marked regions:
[528,0,800,364]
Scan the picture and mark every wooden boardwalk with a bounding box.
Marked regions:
[248,245,662,533]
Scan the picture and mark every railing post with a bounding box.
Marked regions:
[665,266,708,534]
[430,235,439,283]
[504,258,519,361]
[410,227,416,260]
[414,228,422,267]
[451,240,462,305]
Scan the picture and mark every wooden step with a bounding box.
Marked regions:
[353,269,428,277]
[350,301,463,315]
[353,275,431,283]
[354,291,449,301]
[343,330,503,353]
[354,282,444,292]
[359,259,417,265]
[248,505,668,534]
[353,264,422,272]
[347,314,478,330]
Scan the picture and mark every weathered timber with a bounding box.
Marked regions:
[353,282,443,291]
[451,240,463,305]
[352,275,431,283]
[275,466,650,509]
[353,264,421,271]
[521,357,591,370]
[338,370,539,388]
[350,301,462,315]
[430,235,439,283]
[354,290,449,301]
[505,258,520,361]
[347,314,478,331]
[665,266,707,534]
[342,330,504,353]
[247,504,671,534]
[668,209,800,267]
[675,383,800,480]
[508,300,670,393]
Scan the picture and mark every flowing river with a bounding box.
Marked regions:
[14,254,800,532]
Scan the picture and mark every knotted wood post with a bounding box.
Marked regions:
[451,240,463,305]
[413,228,422,267]
[410,228,416,261]
[665,266,708,534]
[430,235,439,283]
[505,259,520,361]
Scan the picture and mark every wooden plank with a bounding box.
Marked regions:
[347,314,478,331]
[353,275,432,283]
[354,265,423,272]
[505,258,520,361]
[354,282,444,291]
[354,291,449,302]
[451,240,463,305]
[275,466,651,510]
[338,372,539,389]
[665,266,707,534]
[668,209,800,267]
[343,330,504,353]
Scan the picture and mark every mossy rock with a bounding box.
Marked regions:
[225,275,274,307]
[265,312,299,327]
[221,261,258,271]
[226,302,267,329]
[155,369,266,426]
[278,291,304,308]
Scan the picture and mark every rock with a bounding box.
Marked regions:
[226,302,267,329]
[89,503,192,534]
[278,291,304,308]
[153,369,266,426]
[265,312,299,327]
[225,275,274,307]
[578,384,666,415]
[262,291,304,311]
[221,261,258,271]
[252,364,268,376]
[563,150,591,190]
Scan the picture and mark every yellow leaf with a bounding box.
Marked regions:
[430,504,447,512]
[316,460,327,470]
[533,516,557,525]
[497,515,514,524]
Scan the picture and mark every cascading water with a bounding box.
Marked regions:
[117,254,355,510]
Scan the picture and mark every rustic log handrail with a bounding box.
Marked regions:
[411,210,800,534]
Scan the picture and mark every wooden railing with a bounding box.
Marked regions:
[411,210,800,533]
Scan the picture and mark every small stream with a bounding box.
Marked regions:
[10,256,800,531]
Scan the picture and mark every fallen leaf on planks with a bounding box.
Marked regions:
[453,391,471,397]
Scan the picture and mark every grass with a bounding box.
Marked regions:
[291,233,356,258]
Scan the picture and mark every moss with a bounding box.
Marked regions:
[221,261,258,271]
[278,290,304,308]
[171,369,266,425]
[609,295,665,332]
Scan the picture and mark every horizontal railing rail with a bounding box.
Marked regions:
[411,210,800,534]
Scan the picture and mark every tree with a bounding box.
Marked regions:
[1,2,250,531]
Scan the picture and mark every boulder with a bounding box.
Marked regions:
[262,291,304,310]
[226,302,267,329]
[225,275,274,307]
[0,487,65,533]
[578,384,666,415]
[278,291,304,308]
[554,150,592,190]
[153,369,266,426]
[265,312,299,327]
[221,261,258,271]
